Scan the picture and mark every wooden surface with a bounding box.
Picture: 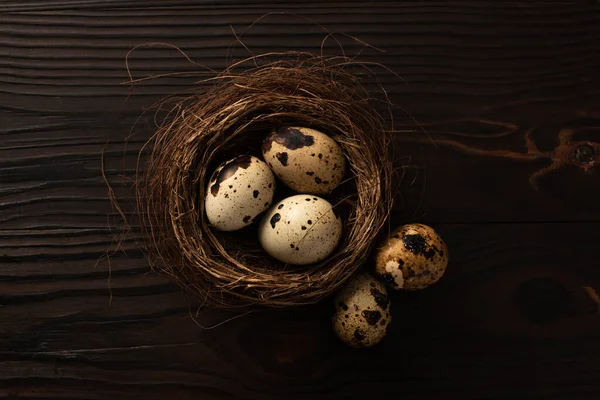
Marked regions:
[2,2,600,399]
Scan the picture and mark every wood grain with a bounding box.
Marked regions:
[1,2,600,399]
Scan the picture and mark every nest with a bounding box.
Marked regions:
[137,52,393,308]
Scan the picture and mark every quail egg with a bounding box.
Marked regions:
[262,126,346,194]
[258,194,342,265]
[333,273,391,348]
[205,155,275,231]
[375,223,449,290]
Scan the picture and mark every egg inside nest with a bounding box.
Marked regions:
[205,155,276,232]
[258,194,342,265]
[262,126,347,195]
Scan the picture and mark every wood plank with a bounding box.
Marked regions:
[2,3,599,225]
[2,2,600,399]
[1,223,600,399]
[2,4,599,112]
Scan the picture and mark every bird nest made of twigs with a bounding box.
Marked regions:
[137,52,393,308]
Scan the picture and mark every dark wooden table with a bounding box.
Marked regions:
[2,2,600,399]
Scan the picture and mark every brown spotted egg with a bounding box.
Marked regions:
[205,155,275,231]
[333,273,391,348]
[258,194,342,265]
[375,223,449,290]
[262,127,346,195]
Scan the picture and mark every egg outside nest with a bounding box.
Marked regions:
[333,273,392,348]
[375,223,449,291]
[134,52,393,308]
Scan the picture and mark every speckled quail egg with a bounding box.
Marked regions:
[333,273,391,348]
[205,155,275,231]
[258,194,342,265]
[262,126,346,195]
[375,223,449,290]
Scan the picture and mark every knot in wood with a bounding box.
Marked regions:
[571,143,597,169]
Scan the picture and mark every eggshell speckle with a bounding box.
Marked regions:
[375,223,448,290]
[205,155,275,231]
[262,127,346,194]
[258,194,342,265]
[333,273,391,348]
